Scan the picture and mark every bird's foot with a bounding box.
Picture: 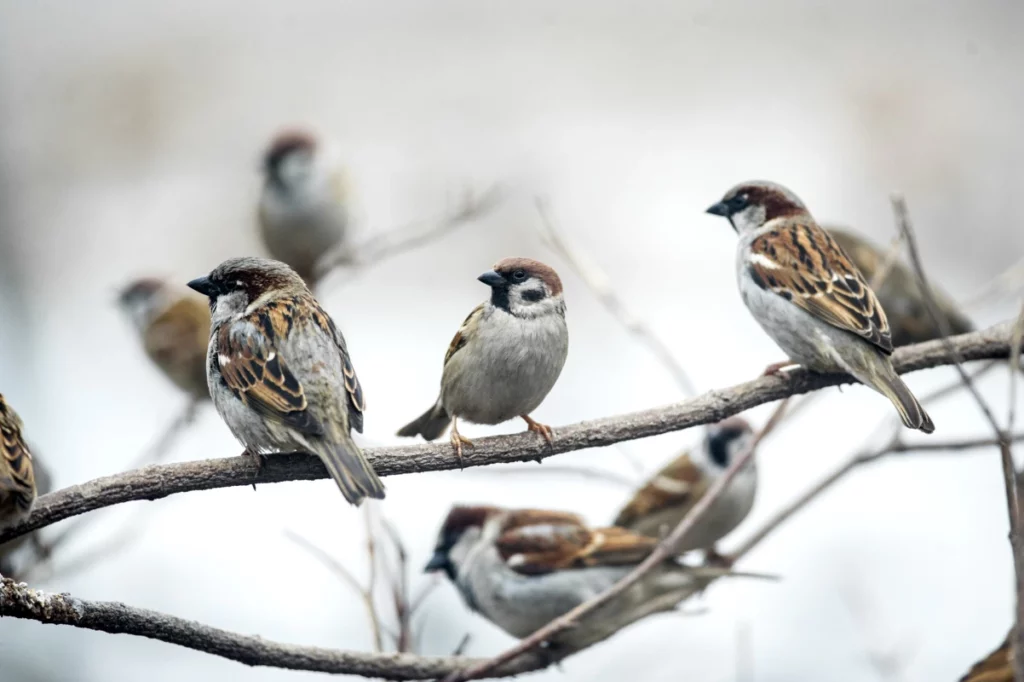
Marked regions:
[521,415,553,463]
[242,448,264,490]
[450,431,475,469]
[762,360,798,377]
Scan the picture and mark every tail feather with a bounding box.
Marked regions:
[315,435,385,506]
[396,402,451,441]
[868,364,935,434]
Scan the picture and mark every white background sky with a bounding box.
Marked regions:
[1,1,1023,680]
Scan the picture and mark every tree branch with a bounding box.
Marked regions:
[0,577,543,680]
[0,323,1018,548]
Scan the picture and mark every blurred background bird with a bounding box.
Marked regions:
[118,278,211,403]
[826,227,974,346]
[613,417,756,564]
[257,129,350,288]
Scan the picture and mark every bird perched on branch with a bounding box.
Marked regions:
[614,417,756,563]
[397,258,569,464]
[118,278,211,402]
[958,629,1012,681]
[0,394,39,529]
[425,505,739,653]
[825,226,974,347]
[706,181,934,433]
[188,257,383,505]
[0,443,50,578]
[258,129,349,287]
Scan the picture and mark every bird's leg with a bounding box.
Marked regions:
[449,416,474,469]
[704,546,734,568]
[762,360,798,377]
[521,414,553,464]
[241,448,264,490]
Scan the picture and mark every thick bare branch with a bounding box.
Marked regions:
[0,577,543,680]
[0,323,1018,548]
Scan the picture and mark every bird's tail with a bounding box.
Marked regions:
[862,359,935,434]
[315,434,385,506]
[396,401,451,441]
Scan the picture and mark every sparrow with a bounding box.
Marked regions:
[187,257,384,505]
[118,278,212,402]
[826,226,974,347]
[396,258,569,463]
[706,181,935,433]
[613,417,756,562]
[425,505,729,653]
[258,129,349,286]
[959,629,1012,682]
[0,394,38,529]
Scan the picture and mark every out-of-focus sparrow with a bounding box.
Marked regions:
[118,278,212,402]
[425,505,731,653]
[258,129,349,286]
[187,257,384,505]
[0,394,38,528]
[959,629,1012,682]
[706,181,934,433]
[613,417,755,562]
[825,226,974,347]
[397,258,569,463]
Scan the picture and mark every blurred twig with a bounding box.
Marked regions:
[962,255,1024,310]
[890,194,1023,682]
[535,197,699,398]
[315,185,504,283]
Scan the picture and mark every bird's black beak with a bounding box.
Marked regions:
[187,276,215,297]
[477,270,506,288]
[424,550,450,573]
[705,201,731,217]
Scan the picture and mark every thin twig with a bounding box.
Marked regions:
[1,323,1017,548]
[868,235,906,292]
[536,197,699,397]
[315,185,504,283]
[441,400,791,682]
[284,529,384,652]
[363,506,384,652]
[129,398,202,469]
[891,194,1023,682]
[962,255,1024,310]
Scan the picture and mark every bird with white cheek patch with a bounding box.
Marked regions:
[424,505,734,654]
[613,417,757,565]
[188,257,384,505]
[257,129,349,288]
[397,258,569,464]
[706,181,934,433]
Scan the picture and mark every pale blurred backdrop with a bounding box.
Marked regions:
[2,1,1023,680]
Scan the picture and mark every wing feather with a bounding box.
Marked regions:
[748,219,893,353]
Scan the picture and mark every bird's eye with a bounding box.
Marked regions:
[512,269,527,281]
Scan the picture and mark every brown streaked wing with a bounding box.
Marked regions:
[0,402,36,514]
[613,452,705,527]
[959,631,1012,682]
[748,219,893,353]
[443,303,485,366]
[308,298,365,433]
[217,302,324,436]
